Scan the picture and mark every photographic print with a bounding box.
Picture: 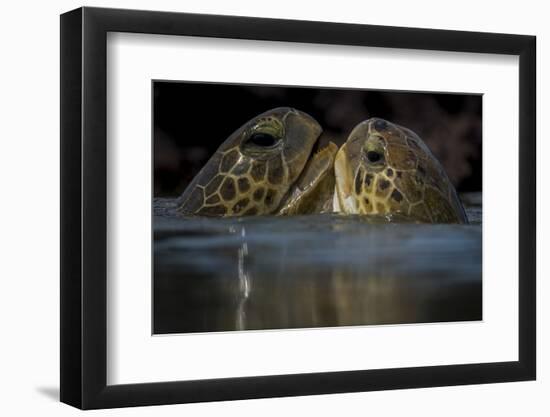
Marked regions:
[60,8,536,408]
[153,81,482,334]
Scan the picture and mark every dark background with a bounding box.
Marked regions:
[153,81,482,197]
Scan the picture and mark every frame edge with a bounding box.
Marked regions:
[60,7,84,409]
[518,34,536,380]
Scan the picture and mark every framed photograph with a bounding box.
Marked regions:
[60,6,536,409]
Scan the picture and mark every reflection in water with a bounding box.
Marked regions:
[236,227,251,330]
[153,196,482,334]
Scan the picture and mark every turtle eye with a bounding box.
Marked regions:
[247,132,279,147]
[366,150,384,163]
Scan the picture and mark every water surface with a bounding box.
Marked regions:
[153,194,482,334]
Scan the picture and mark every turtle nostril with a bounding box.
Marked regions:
[366,150,383,163]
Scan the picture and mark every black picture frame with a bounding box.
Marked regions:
[60,6,536,410]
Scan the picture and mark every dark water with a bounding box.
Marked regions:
[153,194,482,334]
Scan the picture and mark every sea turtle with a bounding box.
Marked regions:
[334,118,468,223]
[177,107,337,217]
[277,141,338,215]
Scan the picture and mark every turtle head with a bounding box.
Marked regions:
[178,107,322,216]
[235,107,322,183]
[335,118,467,223]
[335,118,399,215]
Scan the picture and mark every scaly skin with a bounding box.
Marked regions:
[278,142,338,215]
[177,107,326,217]
[334,118,467,223]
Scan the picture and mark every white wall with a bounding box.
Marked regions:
[0,0,546,415]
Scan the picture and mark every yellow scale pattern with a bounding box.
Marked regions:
[354,142,456,223]
[195,147,289,216]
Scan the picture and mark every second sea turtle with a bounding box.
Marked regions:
[333,118,468,223]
